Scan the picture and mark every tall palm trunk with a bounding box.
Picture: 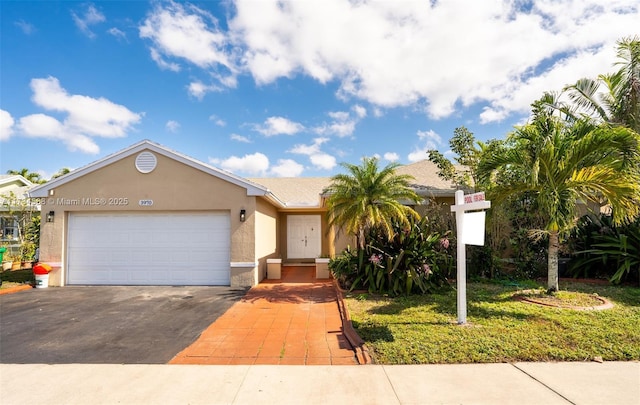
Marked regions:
[547,231,560,293]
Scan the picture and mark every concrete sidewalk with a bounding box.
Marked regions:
[1,361,638,404]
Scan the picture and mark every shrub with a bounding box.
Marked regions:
[330,216,452,295]
[569,214,640,285]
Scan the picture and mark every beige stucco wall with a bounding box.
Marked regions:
[331,226,355,256]
[38,151,259,287]
[254,197,279,280]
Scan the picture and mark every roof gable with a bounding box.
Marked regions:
[0,175,34,197]
[29,140,269,198]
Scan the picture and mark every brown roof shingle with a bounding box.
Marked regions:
[250,159,462,207]
[248,177,332,207]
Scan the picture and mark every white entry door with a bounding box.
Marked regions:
[287,215,321,259]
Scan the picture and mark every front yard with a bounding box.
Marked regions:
[345,281,640,364]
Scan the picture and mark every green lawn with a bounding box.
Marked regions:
[345,281,640,364]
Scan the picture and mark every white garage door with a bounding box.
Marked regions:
[67,212,230,286]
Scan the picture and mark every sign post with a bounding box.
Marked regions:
[450,190,491,324]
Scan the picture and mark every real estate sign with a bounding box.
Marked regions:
[451,190,491,324]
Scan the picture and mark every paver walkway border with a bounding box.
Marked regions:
[170,266,359,365]
[0,284,33,295]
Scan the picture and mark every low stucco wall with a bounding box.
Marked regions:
[230,263,259,287]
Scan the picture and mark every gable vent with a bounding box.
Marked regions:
[135,151,157,174]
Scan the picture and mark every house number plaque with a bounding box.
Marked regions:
[138,199,154,206]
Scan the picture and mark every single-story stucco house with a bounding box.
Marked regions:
[28,140,459,288]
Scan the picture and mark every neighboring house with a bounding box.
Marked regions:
[0,175,36,253]
[29,140,459,288]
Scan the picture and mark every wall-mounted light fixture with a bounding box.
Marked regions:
[240,209,246,222]
[46,211,55,223]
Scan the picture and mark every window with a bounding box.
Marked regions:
[0,216,19,241]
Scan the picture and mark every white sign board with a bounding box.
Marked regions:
[462,211,486,246]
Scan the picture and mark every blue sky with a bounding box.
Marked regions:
[1,1,638,180]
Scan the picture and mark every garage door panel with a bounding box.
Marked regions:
[72,266,110,283]
[112,251,132,264]
[111,269,131,283]
[67,212,230,286]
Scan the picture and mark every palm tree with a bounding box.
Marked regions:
[51,167,71,179]
[325,157,421,251]
[564,36,640,133]
[6,168,44,184]
[478,96,640,292]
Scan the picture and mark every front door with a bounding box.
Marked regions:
[287,215,321,259]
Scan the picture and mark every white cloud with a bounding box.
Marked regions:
[140,1,237,88]
[188,81,222,99]
[166,120,180,132]
[383,152,399,162]
[12,77,141,154]
[15,20,35,35]
[18,113,62,136]
[230,0,639,123]
[270,159,304,177]
[107,27,126,40]
[214,152,270,175]
[417,129,441,145]
[0,110,15,141]
[479,107,509,124]
[18,113,100,154]
[71,3,105,39]
[328,111,349,121]
[255,116,304,136]
[310,153,337,170]
[478,46,619,123]
[289,137,328,155]
[133,0,638,125]
[231,133,251,143]
[408,149,429,163]
[209,115,226,126]
[314,120,355,138]
[210,153,303,176]
[353,104,367,119]
[30,77,141,138]
[313,106,366,138]
[150,48,181,72]
[408,129,442,162]
[289,137,336,170]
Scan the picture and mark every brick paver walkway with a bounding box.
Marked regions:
[170,266,358,365]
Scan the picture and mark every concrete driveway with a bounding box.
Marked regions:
[0,286,247,364]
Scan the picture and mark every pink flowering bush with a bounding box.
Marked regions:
[330,216,453,295]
